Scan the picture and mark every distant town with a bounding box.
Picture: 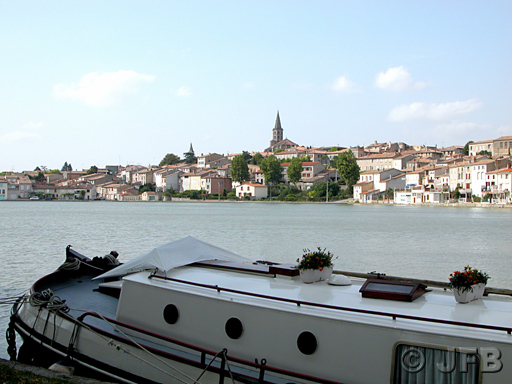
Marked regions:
[1,112,511,205]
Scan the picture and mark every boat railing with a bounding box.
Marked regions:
[76,311,341,384]
[149,275,512,335]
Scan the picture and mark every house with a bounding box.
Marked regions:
[440,146,464,158]
[394,186,448,205]
[0,178,7,200]
[154,169,182,192]
[202,177,232,195]
[487,165,512,203]
[353,169,406,203]
[356,152,403,172]
[197,153,225,168]
[1,175,33,199]
[141,191,160,201]
[119,165,147,183]
[492,136,512,157]
[235,182,268,200]
[469,140,493,156]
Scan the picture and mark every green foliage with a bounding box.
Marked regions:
[284,193,297,201]
[61,162,73,171]
[333,151,360,187]
[449,266,489,293]
[34,166,41,171]
[241,150,252,162]
[86,165,98,175]
[159,153,181,166]
[138,183,156,195]
[231,155,250,183]
[297,247,336,271]
[251,153,264,165]
[328,147,341,152]
[274,148,285,154]
[478,150,492,158]
[463,141,474,156]
[183,150,196,164]
[226,191,236,199]
[473,196,482,202]
[310,181,340,199]
[163,188,174,197]
[453,187,461,199]
[260,155,283,185]
[34,171,45,182]
[385,188,394,200]
[287,157,303,184]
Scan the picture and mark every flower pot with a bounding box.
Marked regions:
[320,267,333,281]
[453,283,486,303]
[300,267,333,283]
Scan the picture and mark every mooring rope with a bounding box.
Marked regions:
[28,289,70,313]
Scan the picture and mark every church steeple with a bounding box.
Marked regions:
[270,111,284,148]
[274,111,282,130]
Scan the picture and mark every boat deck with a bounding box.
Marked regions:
[127,263,512,341]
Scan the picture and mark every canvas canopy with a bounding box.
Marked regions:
[95,235,250,279]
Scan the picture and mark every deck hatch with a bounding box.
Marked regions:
[360,279,427,302]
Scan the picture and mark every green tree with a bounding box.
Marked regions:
[138,183,156,195]
[478,150,492,158]
[463,141,474,156]
[61,162,73,171]
[241,151,252,163]
[231,155,250,183]
[159,153,181,166]
[183,150,196,164]
[333,151,360,188]
[385,188,394,201]
[86,165,98,175]
[34,166,41,171]
[260,155,283,186]
[34,171,45,182]
[287,157,303,185]
[251,153,264,165]
[453,187,461,200]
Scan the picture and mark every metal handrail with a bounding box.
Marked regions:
[77,311,342,384]
[150,275,512,335]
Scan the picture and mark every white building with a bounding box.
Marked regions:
[235,182,268,200]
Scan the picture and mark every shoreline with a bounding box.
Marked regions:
[3,198,511,209]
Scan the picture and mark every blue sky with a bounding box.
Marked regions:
[1,1,511,172]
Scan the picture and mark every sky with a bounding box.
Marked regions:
[1,1,511,172]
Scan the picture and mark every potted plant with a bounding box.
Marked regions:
[296,247,336,283]
[449,266,490,303]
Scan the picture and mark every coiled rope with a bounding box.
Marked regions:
[29,289,70,313]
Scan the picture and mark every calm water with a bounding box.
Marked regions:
[1,201,511,358]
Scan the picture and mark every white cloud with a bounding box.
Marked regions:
[54,70,155,107]
[1,130,42,142]
[388,99,483,122]
[175,86,192,97]
[0,121,44,142]
[375,66,428,92]
[330,76,359,93]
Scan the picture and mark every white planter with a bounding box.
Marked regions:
[453,283,486,303]
[300,267,333,283]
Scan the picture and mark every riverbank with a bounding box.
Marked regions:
[0,358,113,384]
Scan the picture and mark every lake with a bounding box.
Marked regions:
[1,201,511,358]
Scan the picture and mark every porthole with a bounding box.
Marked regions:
[225,317,243,339]
[163,304,179,324]
[297,331,317,355]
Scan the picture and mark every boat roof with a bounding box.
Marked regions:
[122,264,512,342]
